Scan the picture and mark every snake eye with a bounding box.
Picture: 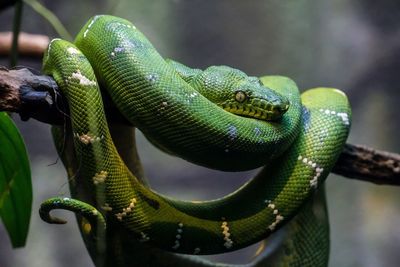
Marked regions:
[235,91,247,103]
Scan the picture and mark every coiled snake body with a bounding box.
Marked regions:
[40,15,351,266]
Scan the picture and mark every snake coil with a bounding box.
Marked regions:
[40,15,351,266]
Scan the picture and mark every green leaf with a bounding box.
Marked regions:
[0,112,32,248]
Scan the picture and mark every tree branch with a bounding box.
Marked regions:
[0,67,129,124]
[0,32,49,58]
[0,67,63,124]
[333,144,399,185]
[0,67,399,186]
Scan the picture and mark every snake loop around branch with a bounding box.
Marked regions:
[40,15,351,266]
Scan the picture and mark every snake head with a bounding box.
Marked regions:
[194,66,290,121]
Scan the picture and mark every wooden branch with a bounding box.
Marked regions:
[0,32,49,58]
[0,67,399,186]
[333,144,400,185]
[0,67,64,124]
[0,67,129,124]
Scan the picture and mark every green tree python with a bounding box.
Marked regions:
[39,15,351,266]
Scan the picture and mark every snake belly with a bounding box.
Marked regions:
[40,14,351,262]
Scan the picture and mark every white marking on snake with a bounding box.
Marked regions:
[115,198,137,221]
[83,15,100,38]
[110,47,125,57]
[112,22,136,30]
[318,128,329,147]
[172,222,184,250]
[319,109,350,125]
[265,200,284,231]
[69,70,96,86]
[158,101,169,115]
[47,38,61,55]
[146,74,158,83]
[298,155,324,188]
[337,112,350,125]
[77,133,104,144]
[221,221,233,249]
[67,47,80,54]
[93,170,108,185]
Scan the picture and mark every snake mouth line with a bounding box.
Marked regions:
[222,104,283,121]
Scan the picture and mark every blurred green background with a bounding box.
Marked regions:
[0,0,399,266]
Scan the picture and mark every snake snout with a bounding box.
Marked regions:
[275,96,290,114]
[222,94,290,121]
[250,93,290,121]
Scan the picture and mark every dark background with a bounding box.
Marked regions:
[0,1,399,266]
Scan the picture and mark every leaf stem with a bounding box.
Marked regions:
[23,0,72,41]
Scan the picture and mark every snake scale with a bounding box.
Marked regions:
[39,15,351,266]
